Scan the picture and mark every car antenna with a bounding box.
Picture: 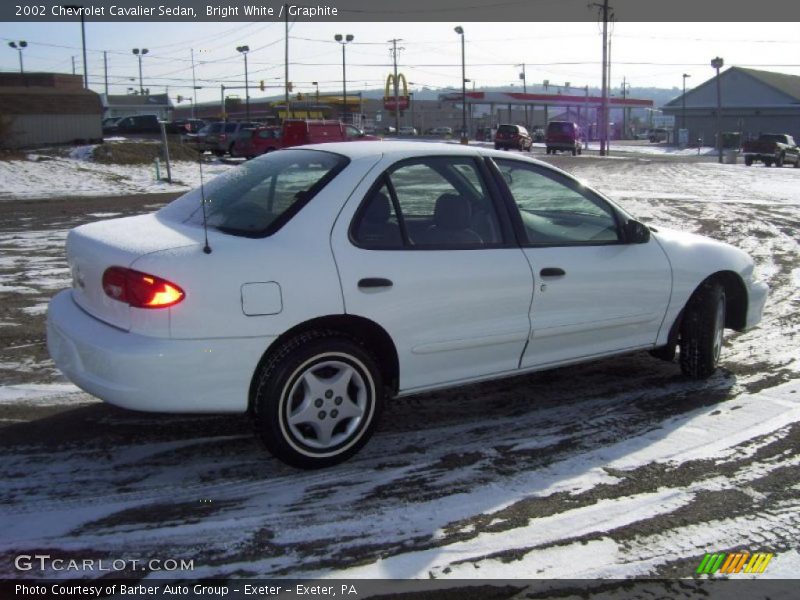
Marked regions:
[198,156,212,254]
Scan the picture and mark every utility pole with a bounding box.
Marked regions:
[103,50,108,96]
[607,32,612,153]
[621,76,627,140]
[72,56,76,75]
[593,0,612,156]
[389,38,403,135]
[191,48,198,119]
[79,11,87,88]
[284,3,290,119]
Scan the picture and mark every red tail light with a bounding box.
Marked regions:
[102,267,185,309]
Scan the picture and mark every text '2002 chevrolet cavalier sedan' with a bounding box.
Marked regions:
[47,142,768,468]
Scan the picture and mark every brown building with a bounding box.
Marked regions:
[0,73,103,148]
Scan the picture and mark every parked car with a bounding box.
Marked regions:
[742,133,800,167]
[233,126,282,159]
[103,114,161,135]
[648,128,669,143]
[47,142,768,468]
[166,119,206,135]
[193,121,258,156]
[428,126,453,136]
[545,121,583,155]
[494,124,533,151]
[399,126,418,136]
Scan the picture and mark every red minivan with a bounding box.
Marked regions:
[234,120,379,159]
[281,119,379,148]
[545,121,583,155]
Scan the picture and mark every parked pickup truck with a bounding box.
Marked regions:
[742,133,800,167]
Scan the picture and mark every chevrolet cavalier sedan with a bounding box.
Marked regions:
[47,142,768,468]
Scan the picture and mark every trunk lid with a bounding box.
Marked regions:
[66,213,202,331]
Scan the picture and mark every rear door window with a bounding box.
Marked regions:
[352,157,503,249]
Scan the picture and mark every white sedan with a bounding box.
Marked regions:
[47,142,768,468]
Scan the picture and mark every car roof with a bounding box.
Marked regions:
[293,140,557,169]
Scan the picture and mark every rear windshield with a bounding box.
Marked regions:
[497,125,519,134]
[160,149,349,238]
[547,122,575,133]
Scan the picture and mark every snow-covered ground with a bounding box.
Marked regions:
[0,148,798,584]
[1,140,718,201]
[0,149,235,199]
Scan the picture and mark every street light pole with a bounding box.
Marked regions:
[132,48,148,95]
[455,26,467,144]
[236,45,250,120]
[334,34,354,123]
[8,41,27,74]
[711,57,724,164]
[517,63,528,127]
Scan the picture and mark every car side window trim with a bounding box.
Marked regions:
[349,156,514,251]
[382,173,412,247]
[487,157,626,248]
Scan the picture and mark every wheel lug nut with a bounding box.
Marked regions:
[331,409,339,418]
[318,411,326,419]
[335,396,343,405]
[314,398,323,408]
[325,390,333,399]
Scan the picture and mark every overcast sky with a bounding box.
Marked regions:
[2,21,799,104]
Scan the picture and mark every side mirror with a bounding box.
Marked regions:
[624,219,650,244]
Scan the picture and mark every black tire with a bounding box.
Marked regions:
[679,281,726,379]
[571,147,577,156]
[764,159,772,167]
[213,149,224,157]
[776,154,784,168]
[744,156,753,166]
[794,156,800,168]
[494,143,500,150]
[253,331,384,469]
[577,147,582,155]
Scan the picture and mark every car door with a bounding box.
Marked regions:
[491,158,672,368]
[331,154,534,392]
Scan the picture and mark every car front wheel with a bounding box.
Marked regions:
[253,332,383,468]
[679,281,726,379]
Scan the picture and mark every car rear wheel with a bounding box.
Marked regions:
[253,332,384,469]
[744,156,753,166]
[572,147,577,156]
[764,159,773,167]
[679,281,726,379]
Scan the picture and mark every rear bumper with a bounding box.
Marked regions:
[47,290,275,413]
[745,279,769,330]
[546,141,578,150]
